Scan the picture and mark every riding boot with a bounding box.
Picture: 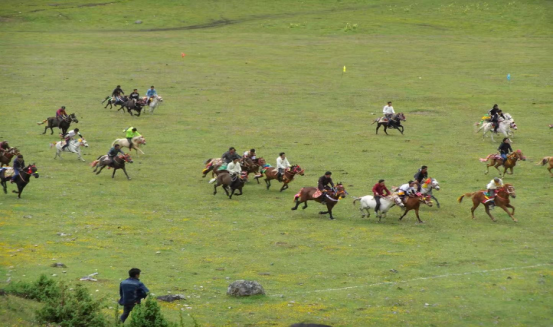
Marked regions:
[320,193,326,205]
[278,172,282,182]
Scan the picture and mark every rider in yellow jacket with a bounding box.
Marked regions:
[125,127,141,151]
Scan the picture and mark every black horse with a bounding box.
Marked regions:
[102,96,126,109]
[37,113,78,135]
[120,99,144,117]
[373,112,406,135]
[213,171,245,199]
[0,164,39,198]
[91,154,133,180]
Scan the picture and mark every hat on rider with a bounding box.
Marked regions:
[325,171,332,175]
[494,177,501,182]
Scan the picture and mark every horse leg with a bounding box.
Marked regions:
[431,195,440,208]
[229,188,235,199]
[399,208,409,221]
[509,167,514,175]
[493,163,502,176]
[398,126,404,135]
[1,180,6,194]
[470,202,479,219]
[291,198,302,210]
[78,151,85,162]
[383,125,389,135]
[506,203,515,216]
[484,204,497,222]
[280,183,289,192]
[499,205,517,222]
[326,205,335,220]
[121,167,131,180]
[265,179,271,190]
[223,186,230,197]
[414,208,423,223]
[213,183,218,195]
[375,124,380,135]
[112,168,117,178]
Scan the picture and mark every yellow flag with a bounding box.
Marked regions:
[343,66,346,73]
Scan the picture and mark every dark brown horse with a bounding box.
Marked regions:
[398,195,433,223]
[537,156,553,177]
[457,184,517,222]
[213,171,246,199]
[480,150,526,176]
[0,164,39,198]
[372,112,406,135]
[240,157,262,181]
[257,164,304,192]
[0,148,20,167]
[90,154,133,180]
[120,98,144,116]
[37,113,78,135]
[291,183,347,220]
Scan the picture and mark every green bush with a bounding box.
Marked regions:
[35,283,107,327]
[128,296,173,327]
[5,274,60,301]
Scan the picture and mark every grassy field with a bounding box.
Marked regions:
[1,0,552,326]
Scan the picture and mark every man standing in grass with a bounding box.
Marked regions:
[119,268,149,323]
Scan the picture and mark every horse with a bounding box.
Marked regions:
[202,158,223,178]
[212,171,246,199]
[476,113,517,142]
[479,150,526,177]
[257,164,305,192]
[457,184,517,222]
[291,184,347,220]
[37,113,79,135]
[147,95,163,114]
[0,147,20,167]
[240,157,262,181]
[537,156,553,177]
[398,195,433,223]
[372,113,406,135]
[0,164,39,198]
[102,96,126,109]
[90,154,133,180]
[120,98,144,116]
[52,138,89,161]
[112,136,147,155]
[418,177,441,208]
[352,194,404,222]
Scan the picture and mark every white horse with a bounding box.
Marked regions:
[52,138,89,161]
[476,113,517,142]
[418,177,441,208]
[112,136,146,154]
[148,95,163,114]
[352,195,404,222]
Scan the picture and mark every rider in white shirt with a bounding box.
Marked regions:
[486,177,504,208]
[276,152,291,182]
[383,101,395,119]
[398,180,417,202]
[227,158,242,179]
[62,128,82,151]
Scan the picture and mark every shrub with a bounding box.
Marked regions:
[5,274,60,301]
[128,296,173,327]
[35,283,107,327]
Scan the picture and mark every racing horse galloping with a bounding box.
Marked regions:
[37,113,79,135]
[258,164,305,192]
[291,183,347,220]
[373,112,406,135]
[0,164,39,198]
[479,150,526,177]
[458,184,517,222]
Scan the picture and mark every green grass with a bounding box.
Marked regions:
[1,0,552,326]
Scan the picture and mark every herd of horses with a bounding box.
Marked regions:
[102,95,163,116]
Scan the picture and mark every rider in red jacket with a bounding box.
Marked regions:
[372,179,391,215]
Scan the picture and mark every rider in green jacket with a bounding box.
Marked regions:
[125,127,141,151]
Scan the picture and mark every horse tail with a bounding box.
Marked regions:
[49,142,56,149]
[90,160,99,167]
[37,119,47,125]
[371,119,378,125]
[479,154,493,162]
[352,197,360,206]
[538,157,550,166]
[457,193,475,203]
[204,158,213,165]
[293,188,303,202]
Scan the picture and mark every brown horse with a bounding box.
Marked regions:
[202,158,222,178]
[479,150,526,176]
[240,157,262,181]
[457,184,517,222]
[537,156,553,177]
[291,183,347,220]
[0,164,39,198]
[372,112,406,135]
[0,148,20,167]
[213,171,246,199]
[90,154,133,180]
[257,164,304,192]
[37,113,78,135]
[398,195,433,223]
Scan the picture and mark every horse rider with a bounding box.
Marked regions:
[56,106,68,127]
[0,141,10,156]
[498,138,512,163]
[129,89,140,104]
[486,177,504,209]
[61,128,82,152]
[317,171,335,205]
[383,101,395,126]
[398,180,417,203]
[276,152,291,182]
[372,179,391,215]
[488,104,500,117]
[107,144,125,165]
[243,149,257,161]
[146,86,157,104]
[490,109,506,134]
[10,155,25,184]
[413,165,428,192]
[124,127,141,151]
[227,157,242,181]
[222,147,241,165]
[112,85,125,101]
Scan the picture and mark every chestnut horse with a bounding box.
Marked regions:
[398,195,433,223]
[257,164,304,192]
[479,150,526,176]
[241,157,263,181]
[91,154,133,180]
[213,171,246,199]
[457,184,517,222]
[291,183,347,220]
[0,148,20,167]
[537,156,553,177]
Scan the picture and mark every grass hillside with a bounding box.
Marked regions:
[1,0,552,326]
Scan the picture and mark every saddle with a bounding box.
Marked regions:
[490,154,503,161]
[313,189,323,198]
[0,167,14,178]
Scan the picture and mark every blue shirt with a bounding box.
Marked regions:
[146,89,157,97]
[119,277,149,305]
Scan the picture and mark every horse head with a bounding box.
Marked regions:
[430,178,440,190]
[396,112,406,121]
[515,150,526,161]
[500,184,516,198]
[510,121,518,130]
[257,157,266,166]
[78,139,89,147]
[137,136,146,145]
[121,154,133,163]
[69,113,79,123]
[26,164,39,178]
[423,195,433,207]
[334,183,347,199]
[291,165,305,176]
[392,194,405,207]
